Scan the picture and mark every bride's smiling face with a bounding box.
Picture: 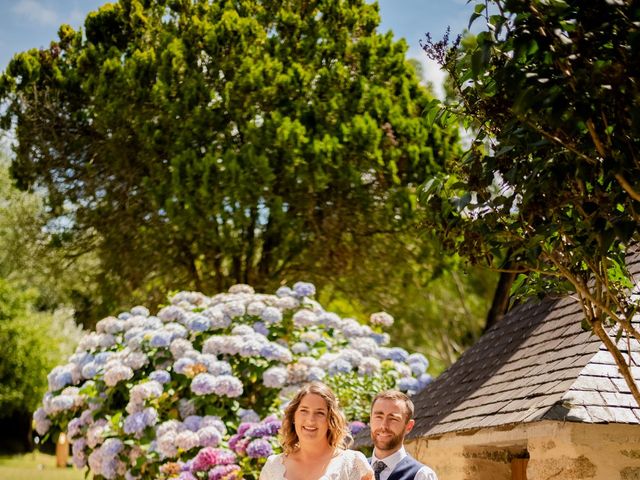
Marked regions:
[294,393,330,444]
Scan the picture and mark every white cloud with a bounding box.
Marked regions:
[420,57,447,100]
[408,47,447,100]
[12,0,59,27]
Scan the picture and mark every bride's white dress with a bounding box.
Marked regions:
[259,449,372,480]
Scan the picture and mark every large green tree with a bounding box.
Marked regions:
[422,0,640,401]
[0,0,459,312]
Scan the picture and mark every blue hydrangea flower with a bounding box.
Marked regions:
[101,438,124,456]
[81,362,100,380]
[292,281,316,298]
[260,343,293,363]
[418,373,433,390]
[47,366,74,391]
[328,358,353,376]
[238,409,261,423]
[149,330,172,348]
[174,358,195,375]
[397,376,420,392]
[307,367,326,381]
[275,286,294,297]
[149,370,171,384]
[260,307,283,324]
[187,315,211,332]
[183,415,202,431]
[370,332,390,345]
[388,347,409,362]
[124,412,149,436]
[252,321,270,336]
[317,312,341,328]
[409,361,427,376]
[157,305,187,323]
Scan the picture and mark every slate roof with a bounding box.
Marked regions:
[407,256,640,440]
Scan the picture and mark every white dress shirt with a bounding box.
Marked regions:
[371,446,438,480]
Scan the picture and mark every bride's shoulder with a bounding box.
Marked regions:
[265,453,286,464]
[261,453,286,477]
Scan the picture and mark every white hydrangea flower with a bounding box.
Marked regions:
[370,311,394,328]
[228,284,255,294]
[263,366,288,388]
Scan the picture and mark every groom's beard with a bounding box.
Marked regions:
[371,427,404,452]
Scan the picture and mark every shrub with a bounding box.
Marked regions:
[35,282,432,479]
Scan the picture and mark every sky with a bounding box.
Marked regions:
[0,0,475,97]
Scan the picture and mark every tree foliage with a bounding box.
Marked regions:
[319,237,496,372]
[422,0,640,402]
[0,153,102,324]
[0,154,83,442]
[0,0,459,313]
[0,279,81,420]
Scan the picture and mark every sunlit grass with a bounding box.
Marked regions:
[0,451,85,480]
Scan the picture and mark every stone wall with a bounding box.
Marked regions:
[406,421,640,480]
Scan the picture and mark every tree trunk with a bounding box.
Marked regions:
[484,270,517,333]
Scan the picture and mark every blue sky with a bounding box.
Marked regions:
[0,0,475,96]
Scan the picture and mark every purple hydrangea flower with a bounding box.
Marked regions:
[349,421,367,435]
[197,427,222,447]
[246,421,281,438]
[246,438,273,458]
[237,422,255,436]
[212,375,243,397]
[201,416,227,435]
[208,464,241,480]
[123,408,158,436]
[191,374,217,396]
[183,415,202,432]
[178,473,197,480]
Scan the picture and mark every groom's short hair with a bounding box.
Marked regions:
[371,390,414,422]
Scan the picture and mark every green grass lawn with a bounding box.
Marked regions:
[0,452,86,480]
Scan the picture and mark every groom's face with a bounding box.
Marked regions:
[370,398,415,454]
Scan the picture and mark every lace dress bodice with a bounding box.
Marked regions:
[259,449,373,480]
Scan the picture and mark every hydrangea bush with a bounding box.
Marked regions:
[35,282,432,479]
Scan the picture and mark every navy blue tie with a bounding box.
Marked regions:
[373,461,387,480]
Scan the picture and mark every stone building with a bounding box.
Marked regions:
[406,262,640,479]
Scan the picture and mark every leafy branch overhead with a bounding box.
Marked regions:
[421,0,640,402]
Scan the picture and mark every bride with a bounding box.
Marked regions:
[259,382,373,480]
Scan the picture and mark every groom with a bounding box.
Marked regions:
[369,390,438,480]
